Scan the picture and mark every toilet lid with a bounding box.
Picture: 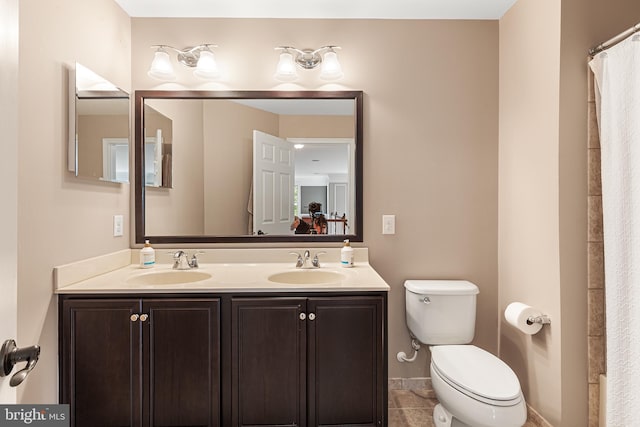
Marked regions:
[431,345,521,402]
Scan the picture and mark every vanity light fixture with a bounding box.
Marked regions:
[148,44,221,81]
[274,46,343,82]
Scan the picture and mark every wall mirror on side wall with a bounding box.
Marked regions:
[68,63,130,183]
[134,90,363,244]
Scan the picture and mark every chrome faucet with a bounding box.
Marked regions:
[172,250,200,270]
[290,250,325,269]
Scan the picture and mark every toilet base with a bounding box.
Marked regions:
[433,404,472,427]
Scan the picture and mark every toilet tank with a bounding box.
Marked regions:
[404,280,479,345]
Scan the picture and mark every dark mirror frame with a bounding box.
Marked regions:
[134,90,363,244]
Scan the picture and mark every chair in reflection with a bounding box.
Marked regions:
[327,213,348,234]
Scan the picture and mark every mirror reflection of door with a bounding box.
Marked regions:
[102,138,129,182]
[144,130,163,187]
[252,130,295,235]
[143,104,173,188]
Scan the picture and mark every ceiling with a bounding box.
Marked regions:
[114,0,518,20]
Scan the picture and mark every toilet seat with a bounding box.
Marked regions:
[431,345,522,407]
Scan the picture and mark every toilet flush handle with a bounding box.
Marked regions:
[422,296,431,304]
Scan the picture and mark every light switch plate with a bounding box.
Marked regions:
[113,215,124,237]
[382,214,395,235]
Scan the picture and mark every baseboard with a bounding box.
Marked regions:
[388,377,430,390]
[526,404,553,427]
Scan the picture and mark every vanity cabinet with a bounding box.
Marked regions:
[59,297,220,427]
[231,296,385,427]
[60,292,386,427]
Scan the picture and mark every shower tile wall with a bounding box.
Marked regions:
[587,70,606,427]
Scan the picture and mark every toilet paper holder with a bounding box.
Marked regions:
[526,314,551,326]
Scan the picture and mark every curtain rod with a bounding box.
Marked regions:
[589,22,640,56]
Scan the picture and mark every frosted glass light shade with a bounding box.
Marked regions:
[148,50,176,81]
[274,52,299,82]
[319,51,343,81]
[194,50,221,80]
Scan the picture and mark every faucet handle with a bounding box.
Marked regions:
[289,251,304,268]
[312,251,326,268]
[189,251,204,268]
[172,250,186,259]
[172,250,191,269]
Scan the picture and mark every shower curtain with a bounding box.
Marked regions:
[590,34,640,424]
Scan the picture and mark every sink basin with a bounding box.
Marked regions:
[127,270,212,285]
[268,270,345,285]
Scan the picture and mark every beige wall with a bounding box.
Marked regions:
[17,0,130,402]
[145,99,205,235]
[499,0,640,425]
[132,18,499,380]
[77,114,129,179]
[498,0,563,423]
[279,115,354,138]
[0,0,19,402]
[203,101,278,235]
[558,0,590,424]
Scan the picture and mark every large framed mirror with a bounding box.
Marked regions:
[134,90,363,244]
[68,63,130,183]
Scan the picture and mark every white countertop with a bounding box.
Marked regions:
[54,248,390,294]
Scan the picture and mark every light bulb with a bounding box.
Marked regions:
[274,51,299,82]
[147,48,176,81]
[319,50,343,81]
[194,50,221,80]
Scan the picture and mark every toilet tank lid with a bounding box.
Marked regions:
[404,280,479,295]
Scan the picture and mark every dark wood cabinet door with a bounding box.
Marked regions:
[143,299,220,427]
[307,296,384,427]
[231,298,307,427]
[61,299,142,427]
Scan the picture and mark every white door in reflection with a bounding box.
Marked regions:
[252,130,295,235]
[101,138,129,183]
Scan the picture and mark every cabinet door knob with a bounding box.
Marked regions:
[299,313,306,320]
[139,314,148,322]
[130,314,139,322]
[308,313,316,321]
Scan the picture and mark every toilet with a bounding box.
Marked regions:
[404,280,526,427]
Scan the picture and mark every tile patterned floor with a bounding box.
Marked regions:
[389,389,540,427]
[389,389,438,426]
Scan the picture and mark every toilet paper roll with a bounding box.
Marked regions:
[504,302,543,335]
